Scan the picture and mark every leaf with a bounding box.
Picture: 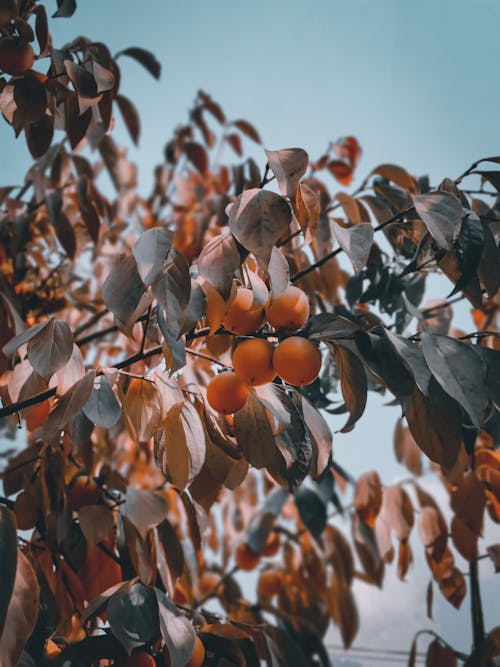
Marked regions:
[46,189,76,258]
[228,188,292,269]
[133,227,173,286]
[323,525,354,586]
[116,94,140,145]
[116,47,161,79]
[156,519,185,580]
[2,318,50,359]
[79,505,114,546]
[332,221,373,273]
[179,279,207,335]
[184,141,208,174]
[384,329,431,395]
[55,343,85,395]
[155,589,196,666]
[64,60,98,98]
[25,115,53,159]
[153,248,191,327]
[0,551,39,667]
[233,391,279,470]
[418,506,448,562]
[123,378,161,442]
[82,375,122,428]
[225,133,243,156]
[450,516,478,562]
[121,487,169,540]
[43,371,95,441]
[102,254,145,325]
[245,488,289,554]
[0,507,17,639]
[372,164,417,193]
[267,246,290,297]
[425,639,457,667]
[76,176,100,242]
[450,470,485,535]
[449,213,484,296]
[422,333,488,428]
[197,231,241,299]
[353,471,383,527]
[393,418,422,476]
[405,379,462,468]
[52,0,76,18]
[327,160,353,186]
[13,76,47,126]
[34,5,48,54]
[265,148,309,198]
[107,582,159,654]
[233,119,261,143]
[27,319,73,381]
[294,487,327,539]
[487,544,500,572]
[308,313,360,341]
[330,342,367,432]
[301,396,332,478]
[411,191,464,251]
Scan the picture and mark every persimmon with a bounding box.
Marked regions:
[199,571,222,597]
[119,652,155,667]
[235,542,260,571]
[272,336,321,386]
[262,532,281,557]
[206,372,249,415]
[67,476,101,511]
[13,490,38,530]
[232,338,276,386]
[45,639,61,659]
[185,636,205,667]
[266,285,310,331]
[222,287,265,335]
[206,333,232,356]
[0,38,35,76]
[257,569,283,598]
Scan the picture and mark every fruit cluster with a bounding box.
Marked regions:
[205,285,322,415]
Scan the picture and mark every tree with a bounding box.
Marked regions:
[0,1,499,666]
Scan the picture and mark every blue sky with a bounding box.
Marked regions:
[2,1,499,662]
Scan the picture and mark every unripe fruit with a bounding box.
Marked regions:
[222,287,265,335]
[235,542,260,571]
[185,636,205,667]
[206,372,249,415]
[67,476,101,511]
[266,285,310,331]
[232,338,276,386]
[0,38,35,76]
[273,336,321,386]
[257,569,283,598]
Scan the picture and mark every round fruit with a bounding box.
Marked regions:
[257,569,283,598]
[185,636,205,667]
[222,287,265,335]
[262,532,281,557]
[0,38,35,76]
[199,571,221,597]
[67,476,101,511]
[206,334,232,356]
[13,491,38,530]
[206,372,249,415]
[273,336,321,386]
[235,542,260,571]
[266,286,310,331]
[119,653,155,667]
[232,338,276,386]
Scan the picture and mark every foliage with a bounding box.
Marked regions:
[0,1,499,666]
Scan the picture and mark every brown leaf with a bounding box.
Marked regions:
[116,47,161,79]
[327,160,353,186]
[487,544,500,572]
[372,164,417,193]
[426,579,433,619]
[116,94,140,145]
[43,371,95,441]
[233,119,261,143]
[0,507,17,638]
[332,221,374,273]
[301,395,332,478]
[394,419,422,476]
[225,133,243,157]
[79,505,114,546]
[0,550,39,667]
[330,342,367,432]
[233,391,282,471]
[197,231,242,300]
[265,148,309,198]
[102,254,145,326]
[323,525,354,586]
[27,318,73,381]
[353,471,382,527]
[397,539,413,580]
[418,506,448,562]
[123,378,161,442]
[450,471,486,535]
[121,487,169,540]
[425,638,457,667]
[184,141,208,174]
[382,485,414,542]
[450,516,478,562]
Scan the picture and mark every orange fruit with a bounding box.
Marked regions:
[67,476,101,511]
[235,542,260,571]
[222,287,265,335]
[185,636,205,667]
[206,334,232,356]
[206,372,249,415]
[119,653,155,667]
[0,38,35,76]
[262,532,281,557]
[257,569,283,598]
[273,336,321,386]
[13,491,39,530]
[266,286,310,331]
[45,639,60,659]
[232,338,276,386]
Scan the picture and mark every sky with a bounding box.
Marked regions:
[1,1,499,664]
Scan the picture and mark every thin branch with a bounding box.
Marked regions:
[185,347,232,369]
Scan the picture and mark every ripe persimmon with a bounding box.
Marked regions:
[199,571,222,597]
[206,372,249,415]
[13,491,38,530]
[262,532,281,557]
[0,38,35,76]
[235,542,260,571]
[232,338,276,386]
[67,476,101,511]
[185,636,205,667]
[119,653,155,667]
[266,285,310,331]
[257,569,283,598]
[273,336,321,386]
[206,333,232,356]
[222,287,265,335]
